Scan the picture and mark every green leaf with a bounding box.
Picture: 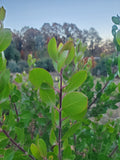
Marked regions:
[0,52,6,71]
[112,16,120,25]
[62,92,88,120]
[14,73,22,83]
[48,37,58,61]
[4,150,15,160]
[30,143,42,160]
[0,6,6,21]
[15,127,25,144]
[95,81,102,92]
[11,89,21,103]
[118,54,120,77]
[8,110,15,128]
[57,40,75,72]
[63,139,68,149]
[29,68,53,88]
[0,28,12,52]
[62,122,80,140]
[63,146,75,160]
[0,69,10,103]
[37,138,47,158]
[64,46,75,65]
[112,25,117,36]
[57,50,68,72]
[65,70,87,92]
[0,132,7,142]
[116,30,120,45]
[49,129,57,146]
[53,145,58,156]
[60,40,73,53]
[58,42,63,51]
[40,83,56,106]
[118,83,120,92]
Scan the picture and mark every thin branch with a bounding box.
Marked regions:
[13,103,19,122]
[54,106,62,112]
[9,95,19,122]
[109,145,118,158]
[88,81,109,110]
[2,129,35,160]
[88,71,118,110]
[53,87,60,93]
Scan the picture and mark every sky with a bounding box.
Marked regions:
[1,0,120,40]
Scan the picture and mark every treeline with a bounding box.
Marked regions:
[4,23,115,72]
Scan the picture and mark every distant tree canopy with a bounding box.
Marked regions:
[5,23,115,62]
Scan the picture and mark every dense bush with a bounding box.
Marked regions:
[92,55,118,76]
[17,60,29,72]
[4,42,21,62]
[7,60,20,73]
[36,58,55,72]
[7,59,29,73]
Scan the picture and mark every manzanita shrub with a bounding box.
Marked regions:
[1,5,120,160]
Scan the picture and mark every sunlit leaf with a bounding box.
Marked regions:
[30,143,42,160]
[29,68,53,88]
[37,138,47,158]
[57,50,68,72]
[65,70,87,92]
[116,30,120,45]
[48,37,58,61]
[62,92,88,120]
[0,6,6,21]
[0,52,6,71]
[49,129,57,146]
[40,83,56,106]
[118,55,120,77]
[0,28,12,52]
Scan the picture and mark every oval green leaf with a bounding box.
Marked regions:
[112,16,120,25]
[29,68,53,88]
[0,52,6,71]
[65,46,75,65]
[37,138,47,158]
[48,37,58,61]
[0,28,12,52]
[57,50,68,72]
[118,55,120,77]
[65,70,87,92]
[40,83,56,106]
[49,129,57,146]
[30,143,42,160]
[0,6,6,21]
[62,92,88,120]
[116,30,120,45]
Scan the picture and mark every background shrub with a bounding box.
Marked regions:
[36,58,55,72]
[92,55,118,76]
[17,60,29,73]
[7,60,20,73]
[7,60,29,73]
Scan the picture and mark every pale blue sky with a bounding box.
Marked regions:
[1,0,120,40]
